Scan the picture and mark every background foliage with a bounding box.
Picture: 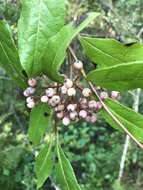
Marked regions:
[0,0,143,189]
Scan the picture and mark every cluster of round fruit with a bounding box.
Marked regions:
[23,60,120,126]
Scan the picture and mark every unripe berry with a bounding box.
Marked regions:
[62,117,70,126]
[23,90,30,97]
[111,91,120,99]
[27,101,35,109]
[46,88,56,97]
[60,86,67,94]
[49,99,56,107]
[85,116,91,123]
[27,87,36,94]
[80,98,87,104]
[64,79,73,88]
[41,95,49,103]
[69,111,78,120]
[90,114,97,123]
[23,87,35,97]
[56,111,64,119]
[82,88,92,97]
[28,78,37,87]
[26,97,34,103]
[73,60,83,70]
[67,104,76,112]
[67,88,76,96]
[79,110,87,119]
[80,98,88,109]
[88,100,97,109]
[51,95,60,105]
[96,86,101,90]
[56,104,65,111]
[100,91,108,100]
[80,104,88,109]
[96,101,102,110]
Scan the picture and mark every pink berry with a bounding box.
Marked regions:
[85,116,91,123]
[62,117,70,126]
[28,78,37,87]
[100,91,108,100]
[88,100,97,109]
[27,87,36,94]
[82,88,92,97]
[60,86,67,94]
[23,87,35,97]
[57,104,65,111]
[67,104,76,112]
[67,88,76,96]
[80,98,88,109]
[41,95,49,103]
[80,98,87,104]
[79,110,87,119]
[23,90,29,97]
[111,91,120,99]
[27,101,35,109]
[45,88,56,97]
[90,114,97,123]
[56,111,64,119]
[96,101,102,110]
[73,60,83,70]
[64,79,73,88]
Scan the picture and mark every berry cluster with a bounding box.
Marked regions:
[23,60,120,126]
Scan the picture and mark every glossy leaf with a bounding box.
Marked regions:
[55,143,81,190]
[35,137,54,188]
[18,0,66,77]
[80,37,143,68]
[0,20,26,88]
[102,98,143,142]
[42,12,99,82]
[28,103,53,145]
[87,61,143,91]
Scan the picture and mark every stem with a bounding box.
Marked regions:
[118,88,141,182]
[118,135,130,182]
[54,114,58,136]
[69,47,143,149]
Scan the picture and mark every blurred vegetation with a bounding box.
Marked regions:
[0,0,143,190]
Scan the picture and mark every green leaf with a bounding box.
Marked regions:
[0,20,26,88]
[42,12,99,82]
[55,142,81,190]
[102,98,143,142]
[80,37,143,68]
[28,103,53,145]
[87,61,143,91]
[18,0,66,77]
[35,137,54,189]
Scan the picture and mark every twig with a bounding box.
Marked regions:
[69,47,143,149]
